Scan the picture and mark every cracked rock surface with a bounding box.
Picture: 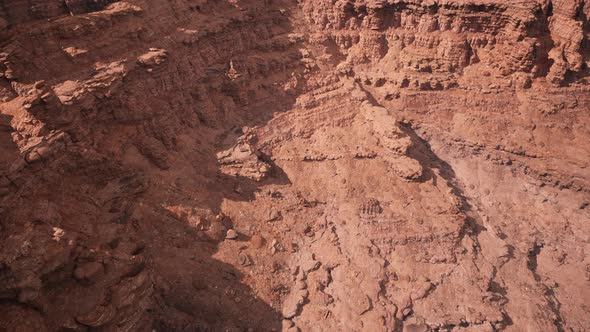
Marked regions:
[0,0,589,331]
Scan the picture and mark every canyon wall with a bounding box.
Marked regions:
[301,0,589,85]
[0,0,588,331]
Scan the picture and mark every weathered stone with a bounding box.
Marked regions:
[267,209,282,222]
[238,253,252,266]
[137,48,168,68]
[226,229,239,240]
[282,289,309,319]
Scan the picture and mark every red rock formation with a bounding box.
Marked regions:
[0,0,588,331]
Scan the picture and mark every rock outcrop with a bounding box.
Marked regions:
[301,0,589,85]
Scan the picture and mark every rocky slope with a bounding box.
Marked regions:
[0,0,588,331]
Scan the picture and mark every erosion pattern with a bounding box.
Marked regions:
[0,0,588,331]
